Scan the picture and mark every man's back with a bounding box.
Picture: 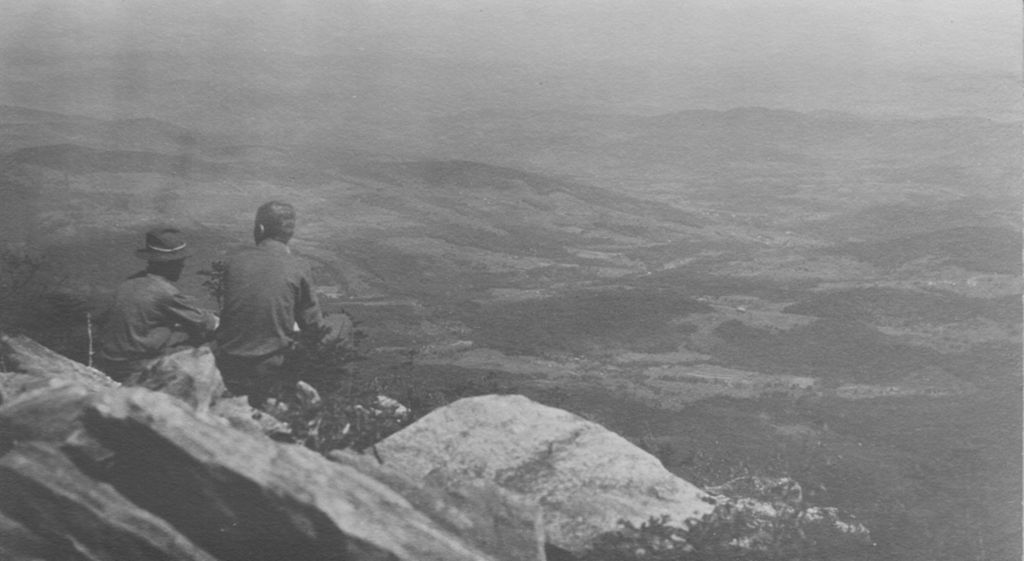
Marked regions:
[215,238,324,358]
[94,226,216,381]
[99,272,184,361]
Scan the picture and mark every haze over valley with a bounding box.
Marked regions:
[0,2,1021,560]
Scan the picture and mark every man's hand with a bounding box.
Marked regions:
[319,312,354,347]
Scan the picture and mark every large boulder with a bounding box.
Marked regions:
[374,394,717,553]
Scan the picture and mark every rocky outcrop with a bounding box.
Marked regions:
[0,334,116,402]
[0,335,283,441]
[0,334,870,560]
[0,509,70,561]
[0,382,95,443]
[373,394,717,553]
[0,441,218,561]
[82,388,511,561]
[0,385,519,561]
[0,335,542,561]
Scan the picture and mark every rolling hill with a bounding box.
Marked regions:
[0,103,1020,561]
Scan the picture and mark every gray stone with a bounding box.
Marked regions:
[125,346,225,413]
[0,383,95,445]
[208,395,292,438]
[0,371,60,406]
[0,509,65,561]
[375,394,716,553]
[0,333,116,397]
[69,388,501,561]
[331,450,545,561]
[0,441,217,561]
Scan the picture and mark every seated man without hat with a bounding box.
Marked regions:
[215,201,344,409]
[95,227,219,381]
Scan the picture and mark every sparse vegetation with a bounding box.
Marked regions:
[0,246,53,330]
[0,246,91,362]
[469,288,710,356]
[274,329,518,455]
[197,259,228,310]
[581,504,871,561]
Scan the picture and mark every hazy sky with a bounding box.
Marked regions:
[1,0,1020,123]
[4,0,1020,73]
[366,0,1023,73]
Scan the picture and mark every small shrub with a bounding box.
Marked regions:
[0,246,92,362]
[286,320,367,391]
[196,259,227,309]
[0,246,52,330]
[581,492,871,561]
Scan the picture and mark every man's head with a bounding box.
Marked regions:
[136,227,190,281]
[254,201,296,244]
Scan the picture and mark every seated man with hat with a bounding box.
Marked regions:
[95,227,218,381]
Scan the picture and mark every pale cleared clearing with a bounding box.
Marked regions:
[417,346,972,407]
[382,236,555,272]
[482,288,558,302]
[709,251,878,281]
[877,317,1022,352]
[817,269,1024,298]
[610,349,712,365]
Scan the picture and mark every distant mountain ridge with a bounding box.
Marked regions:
[1,105,204,154]
[8,144,217,177]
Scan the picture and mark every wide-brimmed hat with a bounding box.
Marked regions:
[135,227,192,262]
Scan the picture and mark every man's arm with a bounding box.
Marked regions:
[294,265,325,335]
[162,291,219,338]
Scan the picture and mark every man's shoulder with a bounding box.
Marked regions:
[223,246,252,264]
[224,245,273,267]
[118,273,179,299]
[225,243,310,275]
[278,252,313,279]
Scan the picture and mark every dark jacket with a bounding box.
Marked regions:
[215,239,325,358]
[97,272,217,362]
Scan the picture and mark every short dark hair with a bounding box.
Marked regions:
[255,201,296,242]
